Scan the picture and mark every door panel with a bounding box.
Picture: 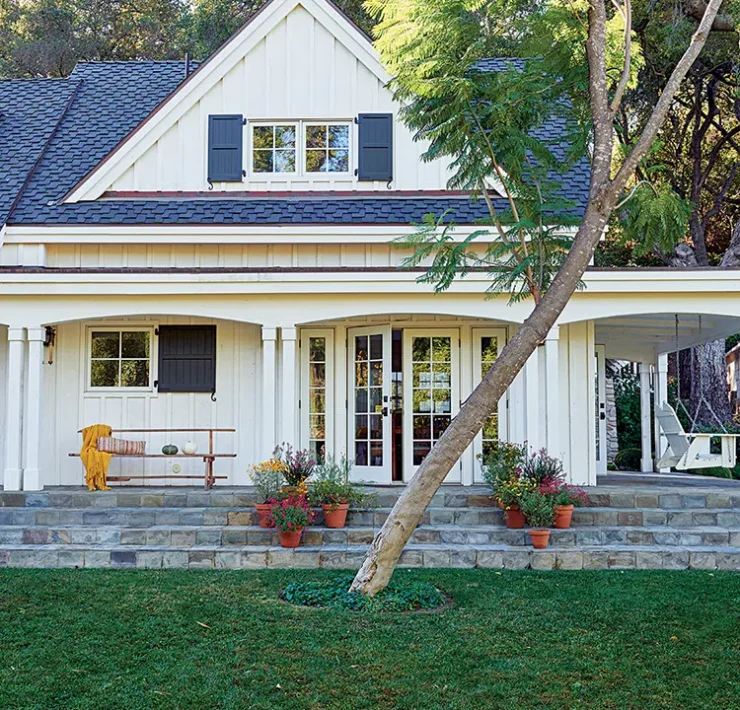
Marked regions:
[403,329,460,482]
[347,326,392,483]
[472,328,508,483]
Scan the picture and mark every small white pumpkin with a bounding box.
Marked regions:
[183,440,198,455]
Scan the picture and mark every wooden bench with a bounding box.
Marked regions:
[70,427,236,489]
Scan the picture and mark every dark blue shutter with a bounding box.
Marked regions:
[208,115,244,182]
[157,326,216,393]
[357,113,393,181]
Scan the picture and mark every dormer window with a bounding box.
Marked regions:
[305,123,350,173]
[249,120,351,176]
[251,124,297,173]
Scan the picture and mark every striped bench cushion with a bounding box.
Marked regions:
[97,437,146,456]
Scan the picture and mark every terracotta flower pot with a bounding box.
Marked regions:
[254,503,274,528]
[322,503,349,528]
[554,504,575,529]
[278,528,303,548]
[504,506,526,529]
[528,529,551,549]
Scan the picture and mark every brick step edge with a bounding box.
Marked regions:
[1,543,740,570]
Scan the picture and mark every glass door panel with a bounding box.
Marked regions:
[403,329,459,482]
[347,326,392,482]
[472,328,508,482]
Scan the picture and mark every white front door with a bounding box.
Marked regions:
[403,329,460,482]
[595,344,607,474]
[347,326,393,483]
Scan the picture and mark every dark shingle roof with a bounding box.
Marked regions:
[2,58,590,227]
[0,78,79,225]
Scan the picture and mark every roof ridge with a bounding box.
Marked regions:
[5,80,83,225]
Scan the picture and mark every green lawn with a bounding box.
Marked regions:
[1,569,739,709]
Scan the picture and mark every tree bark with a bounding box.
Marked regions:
[350,0,725,597]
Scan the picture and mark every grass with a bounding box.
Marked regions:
[1,569,739,709]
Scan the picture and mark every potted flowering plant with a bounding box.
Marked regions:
[520,489,556,548]
[308,455,372,528]
[248,457,286,527]
[269,495,315,548]
[549,484,589,529]
[494,476,536,528]
[273,444,316,493]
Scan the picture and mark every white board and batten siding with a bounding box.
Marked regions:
[0,326,7,476]
[108,3,453,194]
[41,317,261,486]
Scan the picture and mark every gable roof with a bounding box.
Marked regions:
[0,29,591,228]
[0,78,79,226]
[63,0,389,204]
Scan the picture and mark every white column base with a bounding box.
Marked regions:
[3,468,22,491]
[21,468,41,491]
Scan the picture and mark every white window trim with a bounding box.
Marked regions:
[86,325,156,393]
[302,121,352,177]
[248,120,352,178]
[300,328,335,458]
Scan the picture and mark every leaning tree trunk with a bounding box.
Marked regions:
[349,0,724,596]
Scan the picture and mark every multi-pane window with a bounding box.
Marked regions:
[354,334,384,467]
[251,124,297,173]
[480,336,500,459]
[90,330,151,389]
[308,337,327,462]
[305,124,350,173]
[411,336,452,465]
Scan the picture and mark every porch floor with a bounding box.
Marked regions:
[598,470,740,488]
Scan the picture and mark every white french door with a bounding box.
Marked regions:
[403,329,460,482]
[595,344,607,474]
[347,326,393,483]
[472,328,509,483]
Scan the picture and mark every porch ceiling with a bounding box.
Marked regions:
[594,312,740,362]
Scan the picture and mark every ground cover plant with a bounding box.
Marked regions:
[1,569,739,709]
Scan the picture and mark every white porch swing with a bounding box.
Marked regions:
[656,316,740,470]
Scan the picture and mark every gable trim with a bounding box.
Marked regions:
[63,0,390,204]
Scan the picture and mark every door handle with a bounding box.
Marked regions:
[600,412,606,420]
[382,407,389,417]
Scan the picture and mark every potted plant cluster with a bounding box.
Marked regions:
[308,454,372,528]
[268,495,315,548]
[482,445,590,544]
[248,457,287,527]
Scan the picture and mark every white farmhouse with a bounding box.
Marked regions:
[1,0,738,491]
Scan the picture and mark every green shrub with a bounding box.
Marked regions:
[614,372,642,453]
[281,575,447,612]
[614,448,642,471]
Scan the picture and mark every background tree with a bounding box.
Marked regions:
[350,0,724,596]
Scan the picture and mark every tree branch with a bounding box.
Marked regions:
[609,0,632,117]
[684,0,737,31]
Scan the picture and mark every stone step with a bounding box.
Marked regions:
[3,524,739,548]
[3,486,740,511]
[1,542,739,570]
[2,505,740,529]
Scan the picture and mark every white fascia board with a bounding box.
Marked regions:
[3,224,492,245]
[64,0,390,204]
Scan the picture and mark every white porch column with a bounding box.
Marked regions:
[524,348,540,451]
[639,361,653,472]
[544,326,560,458]
[23,327,45,491]
[280,327,297,447]
[3,328,25,491]
[261,327,278,458]
[654,353,669,472]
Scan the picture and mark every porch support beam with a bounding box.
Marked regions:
[280,327,297,447]
[3,328,25,491]
[639,362,653,472]
[23,327,45,491]
[261,327,278,459]
[544,326,560,458]
[654,353,669,472]
[524,348,540,451]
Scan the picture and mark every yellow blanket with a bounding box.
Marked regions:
[80,424,113,491]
